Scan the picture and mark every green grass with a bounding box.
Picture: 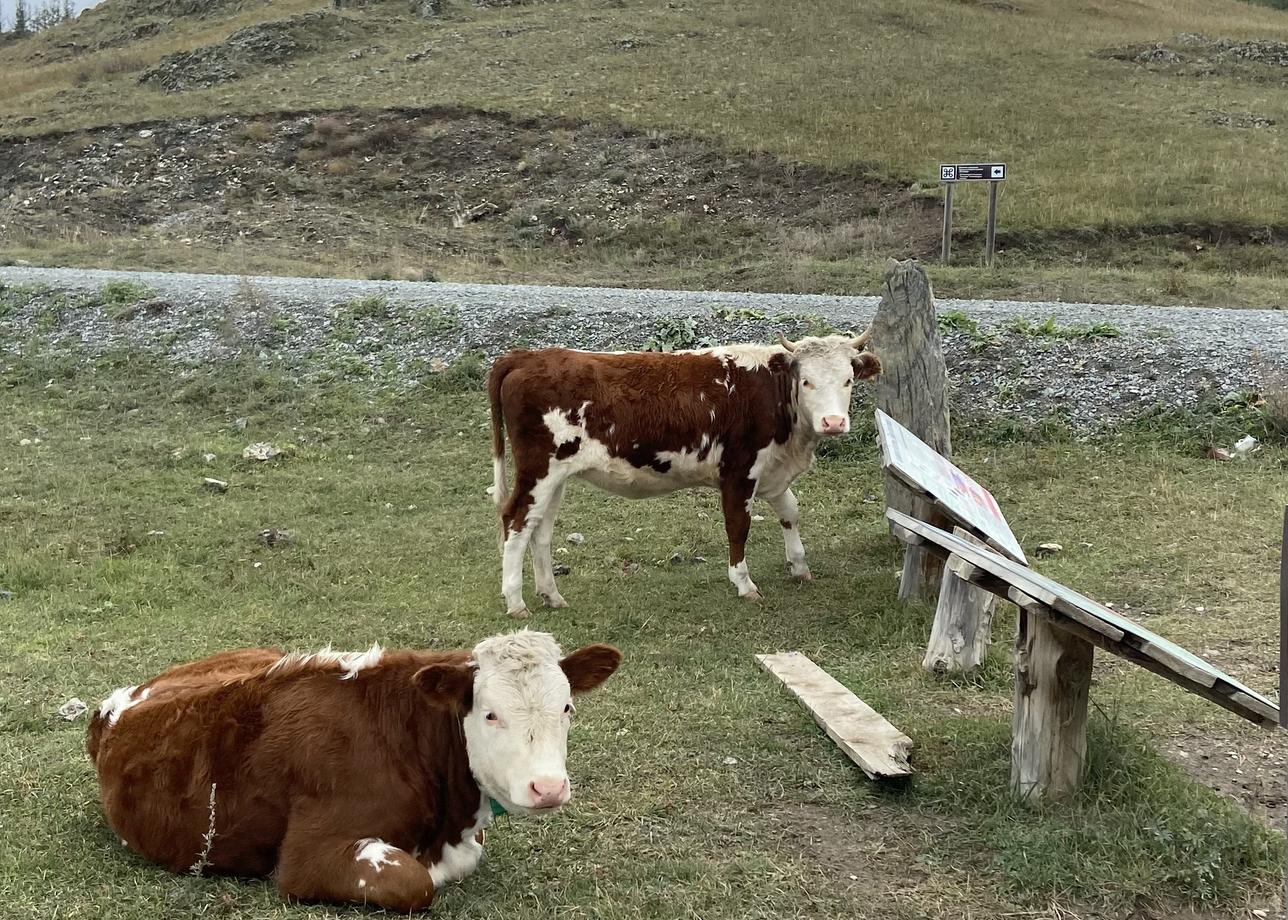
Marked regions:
[1,352,1284,918]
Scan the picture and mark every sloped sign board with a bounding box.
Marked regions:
[887,508,1279,727]
[875,409,1028,564]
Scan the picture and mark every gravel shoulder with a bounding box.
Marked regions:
[2,266,1285,430]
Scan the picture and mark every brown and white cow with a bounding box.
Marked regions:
[87,630,621,912]
[488,331,880,616]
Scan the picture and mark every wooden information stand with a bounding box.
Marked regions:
[888,508,1279,800]
[876,410,1024,674]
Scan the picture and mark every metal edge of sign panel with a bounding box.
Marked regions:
[874,410,1028,565]
[886,508,1279,721]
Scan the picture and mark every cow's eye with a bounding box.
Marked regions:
[563,703,573,715]
[485,712,499,723]
[802,379,812,388]
[845,378,853,387]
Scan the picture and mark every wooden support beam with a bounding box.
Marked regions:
[756,652,913,780]
[923,527,998,675]
[1009,589,1095,802]
[870,259,952,604]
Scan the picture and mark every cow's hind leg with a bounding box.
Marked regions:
[766,488,811,581]
[501,468,567,617]
[276,827,435,913]
[721,478,761,601]
[531,480,568,609]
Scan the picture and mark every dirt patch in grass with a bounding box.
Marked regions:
[0,106,940,273]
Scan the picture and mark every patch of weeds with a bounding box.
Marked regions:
[96,280,154,308]
[415,305,461,336]
[775,312,839,337]
[1122,388,1288,451]
[345,295,391,321]
[940,309,1002,349]
[1007,316,1121,340]
[711,306,767,322]
[645,316,711,352]
[423,351,485,393]
[543,304,574,319]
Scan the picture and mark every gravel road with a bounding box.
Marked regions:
[2,266,1285,430]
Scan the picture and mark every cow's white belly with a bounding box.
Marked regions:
[749,438,815,498]
[578,455,720,498]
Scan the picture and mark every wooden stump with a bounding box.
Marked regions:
[871,258,952,603]
[1010,590,1094,802]
[923,528,997,674]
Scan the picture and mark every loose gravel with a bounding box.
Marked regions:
[2,266,1285,430]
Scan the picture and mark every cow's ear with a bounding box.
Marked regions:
[851,352,881,380]
[413,662,475,711]
[560,644,622,694]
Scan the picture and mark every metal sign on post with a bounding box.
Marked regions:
[938,162,1006,267]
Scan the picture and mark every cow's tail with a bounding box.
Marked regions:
[487,357,512,549]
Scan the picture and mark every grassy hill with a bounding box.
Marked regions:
[5,0,1288,304]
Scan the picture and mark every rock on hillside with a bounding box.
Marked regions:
[138,11,372,92]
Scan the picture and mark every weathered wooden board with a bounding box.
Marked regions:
[875,409,1027,564]
[756,652,913,779]
[887,508,1280,728]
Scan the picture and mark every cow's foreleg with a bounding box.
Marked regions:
[276,828,435,913]
[767,488,811,581]
[720,478,760,600]
[531,480,568,609]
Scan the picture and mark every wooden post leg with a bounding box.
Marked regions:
[1011,603,1094,801]
[922,528,998,674]
[897,502,951,604]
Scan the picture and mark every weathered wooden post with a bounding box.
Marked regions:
[1008,588,1094,801]
[871,258,952,603]
[923,527,998,674]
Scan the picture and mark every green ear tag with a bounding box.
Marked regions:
[489,798,507,818]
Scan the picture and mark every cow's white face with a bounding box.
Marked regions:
[785,335,881,437]
[415,631,621,816]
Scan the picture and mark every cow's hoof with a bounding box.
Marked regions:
[742,590,763,602]
[540,593,569,609]
[507,606,531,619]
[791,567,813,582]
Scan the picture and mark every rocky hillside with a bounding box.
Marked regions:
[5,0,1288,303]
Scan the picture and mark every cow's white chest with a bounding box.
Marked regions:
[427,798,491,888]
[748,437,814,499]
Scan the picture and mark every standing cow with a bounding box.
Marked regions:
[88,630,622,912]
[488,331,881,616]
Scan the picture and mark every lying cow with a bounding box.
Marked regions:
[488,331,880,616]
[87,630,622,912]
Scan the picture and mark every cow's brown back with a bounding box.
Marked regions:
[91,648,478,878]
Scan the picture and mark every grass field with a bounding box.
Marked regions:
[5,0,1288,303]
[2,350,1285,919]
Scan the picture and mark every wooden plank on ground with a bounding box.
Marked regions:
[756,652,913,780]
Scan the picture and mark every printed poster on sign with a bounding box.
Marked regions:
[875,409,1027,564]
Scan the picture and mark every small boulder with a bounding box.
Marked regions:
[202,477,229,493]
[58,698,88,721]
[257,528,296,547]
[1034,542,1063,558]
[566,532,586,545]
[552,562,571,576]
[242,442,282,461]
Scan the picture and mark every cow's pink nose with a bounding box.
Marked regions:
[821,415,848,434]
[528,777,570,808]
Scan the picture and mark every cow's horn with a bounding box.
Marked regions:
[851,323,873,350]
[778,333,798,352]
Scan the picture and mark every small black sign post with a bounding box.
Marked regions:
[938,163,1006,267]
